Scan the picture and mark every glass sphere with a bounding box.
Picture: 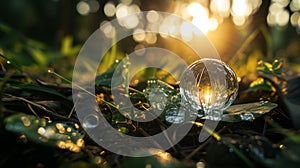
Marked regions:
[180,58,239,120]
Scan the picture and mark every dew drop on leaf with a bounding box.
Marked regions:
[165,107,185,124]
[83,114,100,129]
[180,58,239,120]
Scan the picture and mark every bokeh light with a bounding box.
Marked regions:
[146,10,160,23]
[290,0,300,11]
[231,0,252,17]
[134,44,146,56]
[266,0,300,29]
[276,9,290,26]
[133,28,146,42]
[100,0,266,45]
[120,0,132,5]
[180,22,194,42]
[100,21,115,38]
[76,1,90,16]
[145,33,157,44]
[88,0,99,13]
[116,3,129,19]
[210,0,231,18]
[76,0,100,15]
[290,12,300,26]
[104,2,116,17]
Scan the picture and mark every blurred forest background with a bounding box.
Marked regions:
[1,0,300,79]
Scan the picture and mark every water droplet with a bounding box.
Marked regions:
[260,100,269,105]
[240,112,255,121]
[21,116,31,127]
[180,58,238,120]
[6,60,11,64]
[66,127,72,132]
[56,123,66,133]
[37,127,46,135]
[83,114,99,129]
[76,138,85,147]
[228,148,234,153]
[143,86,168,111]
[279,144,284,149]
[47,69,54,73]
[165,107,185,123]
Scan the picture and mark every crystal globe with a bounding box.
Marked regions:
[180,58,239,120]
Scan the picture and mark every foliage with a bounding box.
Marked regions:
[249,59,283,92]
[0,17,300,168]
[0,57,293,167]
[4,113,84,152]
[221,101,278,122]
[0,22,77,72]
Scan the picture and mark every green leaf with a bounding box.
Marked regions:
[7,82,70,101]
[0,53,23,72]
[257,61,272,74]
[256,60,283,75]
[249,78,273,91]
[221,101,277,122]
[272,59,283,75]
[60,36,81,56]
[27,48,48,66]
[4,113,84,152]
[117,127,129,134]
[95,60,123,87]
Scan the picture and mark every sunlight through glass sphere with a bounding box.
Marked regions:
[180,59,239,120]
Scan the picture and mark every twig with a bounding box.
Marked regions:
[26,103,39,117]
[68,99,76,118]
[3,93,78,122]
[129,87,144,95]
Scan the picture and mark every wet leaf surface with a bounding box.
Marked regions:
[222,101,278,122]
[4,113,84,152]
